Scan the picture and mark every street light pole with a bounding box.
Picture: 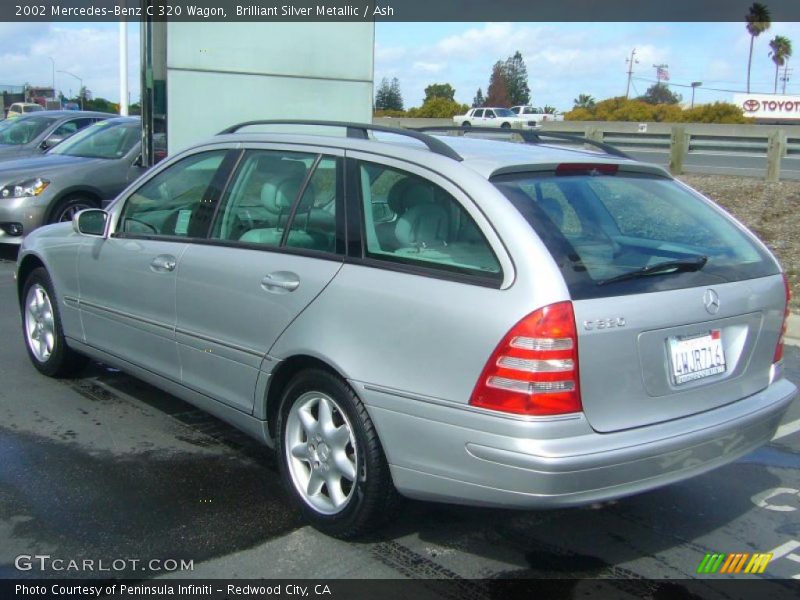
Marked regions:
[58,70,83,109]
[47,57,55,94]
[690,81,702,108]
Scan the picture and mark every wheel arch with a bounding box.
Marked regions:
[264,354,349,439]
[46,187,103,223]
[17,253,46,306]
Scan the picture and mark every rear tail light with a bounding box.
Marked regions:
[470,301,582,416]
[773,273,792,363]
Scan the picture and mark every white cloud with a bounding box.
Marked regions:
[412,61,446,74]
[376,23,673,110]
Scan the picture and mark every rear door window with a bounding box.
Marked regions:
[493,170,778,299]
[210,150,342,254]
[357,160,502,282]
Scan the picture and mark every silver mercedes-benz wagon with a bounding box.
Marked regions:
[16,121,797,537]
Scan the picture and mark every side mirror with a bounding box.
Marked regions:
[73,209,109,238]
[41,135,64,150]
[133,155,144,167]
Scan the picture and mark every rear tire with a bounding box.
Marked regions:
[276,368,400,538]
[21,268,87,377]
[501,122,511,129]
[48,195,98,224]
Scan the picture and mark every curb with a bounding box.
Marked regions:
[787,313,800,348]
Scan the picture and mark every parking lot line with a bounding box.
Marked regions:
[774,418,800,440]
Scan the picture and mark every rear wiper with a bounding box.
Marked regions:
[596,256,708,286]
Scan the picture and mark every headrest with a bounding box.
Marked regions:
[261,176,314,213]
[388,179,436,215]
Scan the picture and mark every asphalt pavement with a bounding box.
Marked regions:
[0,248,798,593]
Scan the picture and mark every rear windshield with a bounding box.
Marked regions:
[492,170,778,299]
[0,115,58,145]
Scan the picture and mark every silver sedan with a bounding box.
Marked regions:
[0,118,146,244]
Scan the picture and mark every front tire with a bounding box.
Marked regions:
[21,268,87,377]
[501,122,511,129]
[276,368,399,538]
[462,121,471,127]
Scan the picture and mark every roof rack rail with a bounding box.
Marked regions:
[412,126,630,159]
[217,119,463,162]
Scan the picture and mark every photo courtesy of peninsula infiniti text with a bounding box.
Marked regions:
[16,120,797,538]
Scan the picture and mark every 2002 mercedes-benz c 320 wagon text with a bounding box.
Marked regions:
[16,121,797,538]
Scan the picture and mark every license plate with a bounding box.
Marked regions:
[668,330,726,385]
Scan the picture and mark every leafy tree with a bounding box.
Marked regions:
[486,62,511,107]
[542,105,557,114]
[423,83,455,103]
[638,83,681,105]
[472,88,486,108]
[406,97,469,118]
[746,2,771,93]
[503,51,531,106]
[573,93,596,110]
[769,35,793,93]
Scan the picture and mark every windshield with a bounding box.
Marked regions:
[50,120,140,159]
[494,109,515,117]
[23,105,44,113]
[492,170,778,299]
[0,115,58,145]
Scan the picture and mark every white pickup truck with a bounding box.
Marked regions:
[510,105,564,123]
[452,107,538,129]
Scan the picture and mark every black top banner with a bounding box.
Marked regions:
[4,0,800,22]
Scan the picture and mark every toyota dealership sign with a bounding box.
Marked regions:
[734,93,800,120]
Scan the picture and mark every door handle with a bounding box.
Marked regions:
[261,271,300,293]
[150,254,177,272]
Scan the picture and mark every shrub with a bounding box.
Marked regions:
[406,97,470,118]
[680,102,753,124]
[563,107,595,121]
[373,109,407,118]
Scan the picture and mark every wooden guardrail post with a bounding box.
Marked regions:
[766,129,787,182]
[669,126,688,175]
[585,126,603,142]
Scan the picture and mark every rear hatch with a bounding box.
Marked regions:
[493,165,786,432]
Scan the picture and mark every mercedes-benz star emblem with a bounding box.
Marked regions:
[703,289,720,315]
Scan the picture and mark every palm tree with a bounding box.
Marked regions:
[746,3,772,93]
[769,35,793,93]
[573,93,596,110]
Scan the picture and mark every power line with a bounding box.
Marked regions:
[632,76,748,94]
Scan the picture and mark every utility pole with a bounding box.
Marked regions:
[690,81,702,108]
[625,48,638,99]
[653,63,670,83]
[781,65,792,94]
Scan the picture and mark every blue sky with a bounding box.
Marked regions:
[376,22,800,109]
[3,21,800,110]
